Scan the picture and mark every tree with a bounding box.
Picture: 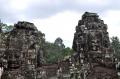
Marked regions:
[111,36,120,58]
[54,37,65,49]
[44,38,73,64]
[44,42,63,63]
[0,20,13,32]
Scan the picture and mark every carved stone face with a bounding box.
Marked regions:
[7,49,21,69]
[88,30,103,52]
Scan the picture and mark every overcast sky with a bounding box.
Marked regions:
[0,0,120,47]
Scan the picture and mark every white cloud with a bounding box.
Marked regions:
[102,10,120,39]
[31,10,120,47]
[10,0,31,10]
[1,0,120,47]
[76,0,110,6]
[9,0,62,11]
[32,11,82,47]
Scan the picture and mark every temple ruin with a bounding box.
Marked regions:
[0,21,45,79]
[0,12,119,79]
[72,12,118,79]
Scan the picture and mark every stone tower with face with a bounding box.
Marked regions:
[72,12,118,79]
[1,21,45,79]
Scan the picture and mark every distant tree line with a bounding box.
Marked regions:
[44,38,73,64]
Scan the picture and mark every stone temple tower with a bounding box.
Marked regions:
[72,12,118,79]
[0,21,45,79]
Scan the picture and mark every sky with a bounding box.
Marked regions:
[0,0,120,47]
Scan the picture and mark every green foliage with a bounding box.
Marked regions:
[0,21,13,32]
[111,36,120,58]
[62,47,73,57]
[44,41,73,64]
